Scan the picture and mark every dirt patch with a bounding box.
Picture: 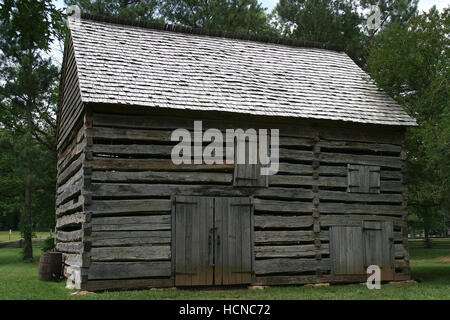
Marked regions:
[435,257,450,262]
[387,280,418,286]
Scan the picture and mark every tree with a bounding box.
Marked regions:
[367,7,449,247]
[273,0,419,67]
[64,0,162,22]
[160,0,276,35]
[360,0,418,34]
[273,0,365,64]
[0,0,64,259]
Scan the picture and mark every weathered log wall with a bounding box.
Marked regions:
[56,109,410,290]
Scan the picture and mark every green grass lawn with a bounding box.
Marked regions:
[0,240,449,300]
[0,231,53,242]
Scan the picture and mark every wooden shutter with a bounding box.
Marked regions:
[174,196,214,286]
[214,197,253,285]
[368,167,381,193]
[347,165,380,193]
[330,226,365,275]
[233,135,268,187]
[363,221,395,280]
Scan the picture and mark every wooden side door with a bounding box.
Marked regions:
[174,196,214,286]
[363,221,395,281]
[330,226,365,275]
[214,197,253,285]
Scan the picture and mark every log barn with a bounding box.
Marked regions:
[56,13,416,291]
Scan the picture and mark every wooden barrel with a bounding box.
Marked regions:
[38,252,62,281]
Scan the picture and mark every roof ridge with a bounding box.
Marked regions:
[79,13,345,52]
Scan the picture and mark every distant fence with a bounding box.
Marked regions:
[408,238,450,248]
[0,238,44,249]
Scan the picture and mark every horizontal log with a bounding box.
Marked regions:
[89,127,174,142]
[317,140,401,154]
[253,274,367,286]
[270,175,347,187]
[57,137,86,173]
[90,245,171,262]
[381,171,403,180]
[91,158,234,172]
[91,112,403,144]
[279,136,314,147]
[56,212,85,229]
[380,181,405,193]
[91,170,232,184]
[93,144,173,156]
[395,244,407,259]
[316,166,402,180]
[89,183,314,200]
[91,215,171,232]
[272,175,402,190]
[320,203,407,216]
[92,113,193,130]
[57,168,83,195]
[255,244,329,258]
[91,231,171,246]
[88,261,171,280]
[318,126,404,145]
[56,229,83,242]
[56,198,84,217]
[276,163,313,175]
[395,260,409,270]
[279,148,314,161]
[57,153,84,186]
[254,215,314,229]
[254,199,313,213]
[87,199,171,215]
[255,258,331,275]
[56,179,82,206]
[62,253,83,267]
[320,215,406,227]
[56,241,83,254]
[320,152,402,168]
[82,278,174,291]
[318,190,403,203]
[255,231,329,244]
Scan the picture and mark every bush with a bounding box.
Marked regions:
[41,236,55,252]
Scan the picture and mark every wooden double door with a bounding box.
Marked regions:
[330,221,395,280]
[173,196,253,286]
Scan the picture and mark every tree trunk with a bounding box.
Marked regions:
[22,86,34,261]
[424,226,432,248]
[23,174,33,261]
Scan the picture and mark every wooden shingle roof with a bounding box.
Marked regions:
[68,15,416,126]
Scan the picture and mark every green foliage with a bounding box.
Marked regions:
[160,0,276,35]
[0,0,64,259]
[360,0,418,32]
[41,236,55,252]
[273,0,365,64]
[367,7,450,239]
[273,0,419,66]
[64,0,162,22]
[66,0,277,35]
